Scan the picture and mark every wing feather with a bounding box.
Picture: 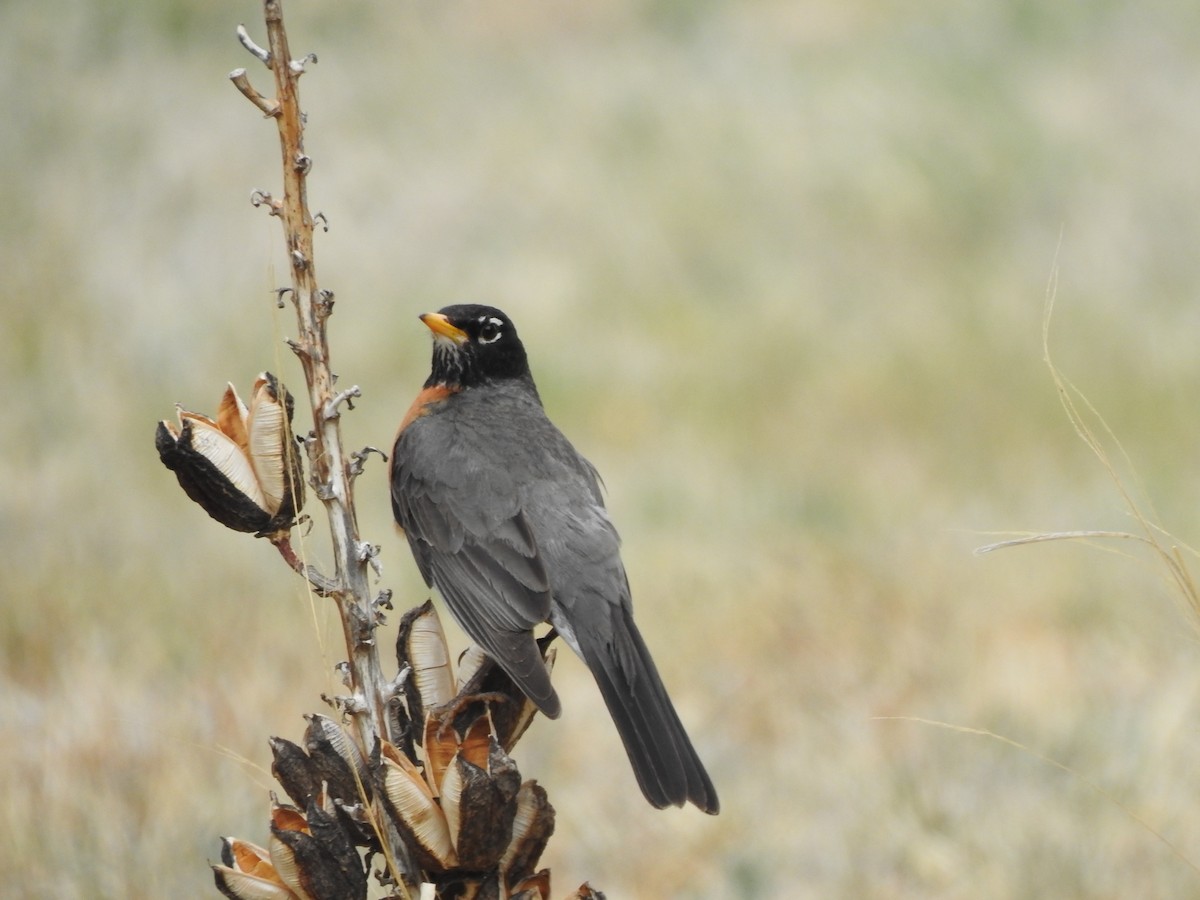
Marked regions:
[390,410,558,715]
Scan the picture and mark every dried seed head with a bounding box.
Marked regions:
[441,739,521,871]
[397,601,456,723]
[500,782,555,892]
[303,714,371,806]
[379,741,458,871]
[454,645,489,691]
[293,799,367,899]
[156,372,304,538]
[270,737,322,809]
[267,804,320,900]
[212,865,299,900]
[421,712,458,798]
[212,837,297,900]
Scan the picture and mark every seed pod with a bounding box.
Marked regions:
[267,805,315,900]
[396,601,456,728]
[266,802,364,900]
[156,373,304,538]
[270,737,322,809]
[421,712,459,799]
[421,701,495,799]
[298,799,367,900]
[440,735,521,871]
[212,837,298,900]
[303,714,371,806]
[378,741,457,871]
[454,645,489,692]
[270,825,360,900]
[212,867,299,900]
[499,782,555,892]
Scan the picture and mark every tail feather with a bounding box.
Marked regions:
[581,612,719,814]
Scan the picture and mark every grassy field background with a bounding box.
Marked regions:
[6,0,1200,896]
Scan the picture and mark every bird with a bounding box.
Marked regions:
[389,303,719,814]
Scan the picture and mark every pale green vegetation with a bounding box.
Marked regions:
[6,0,1200,897]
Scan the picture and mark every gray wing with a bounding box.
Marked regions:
[390,413,560,717]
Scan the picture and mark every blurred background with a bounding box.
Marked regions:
[6,0,1200,896]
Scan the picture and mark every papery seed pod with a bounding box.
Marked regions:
[303,714,371,806]
[270,737,323,809]
[500,782,555,892]
[272,803,310,834]
[220,837,266,873]
[268,804,315,900]
[245,374,300,516]
[458,715,493,770]
[156,372,304,538]
[378,741,457,871]
[213,838,298,900]
[271,825,362,900]
[455,645,489,692]
[422,705,497,799]
[300,799,367,899]
[422,712,459,798]
[396,601,456,731]
[213,865,299,900]
[440,739,520,871]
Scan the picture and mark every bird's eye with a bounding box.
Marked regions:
[478,318,503,344]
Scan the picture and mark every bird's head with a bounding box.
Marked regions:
[420,304,532,390]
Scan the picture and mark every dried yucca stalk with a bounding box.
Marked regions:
[155,2,600,897]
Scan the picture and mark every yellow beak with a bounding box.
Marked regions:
[419,312,469,345]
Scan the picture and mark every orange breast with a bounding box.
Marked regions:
[390,385,458,535]
[394,384,456,445]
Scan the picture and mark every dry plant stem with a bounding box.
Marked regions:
[271,534,338,596]
[229,67,279,117]
[238,0,392,760]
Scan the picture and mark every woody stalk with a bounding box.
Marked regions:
[228,2,395,746]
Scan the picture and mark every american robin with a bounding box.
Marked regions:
[389,304,719,814]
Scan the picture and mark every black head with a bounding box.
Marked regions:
[420,304,533,390]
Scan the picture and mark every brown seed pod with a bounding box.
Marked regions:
[212,837,298,900]
[397,600,457,727]
[303,714,371,807]
[441,735,521,871]
[499,782,555,893]
[270,737,322,809]
[156,373,304,538]
[378,741,457,871]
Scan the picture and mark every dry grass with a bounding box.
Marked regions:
[6,0,1200,896]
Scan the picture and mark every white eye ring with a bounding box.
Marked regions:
[478,316,504,344]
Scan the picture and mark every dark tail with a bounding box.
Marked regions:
[581,609,719,814]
